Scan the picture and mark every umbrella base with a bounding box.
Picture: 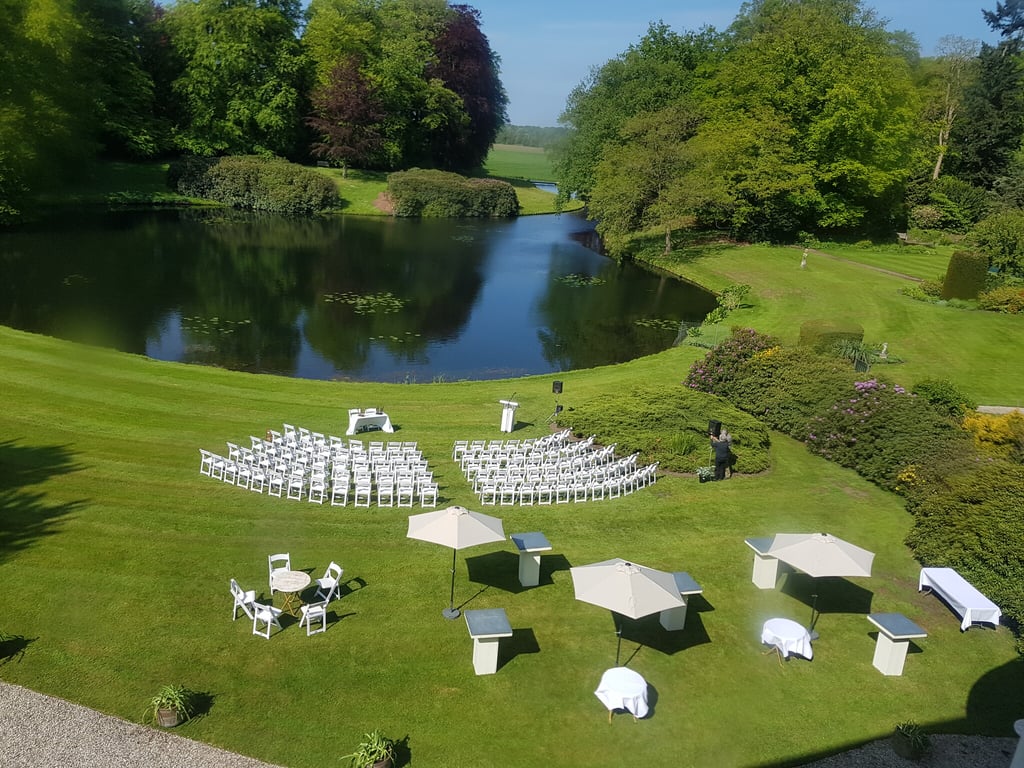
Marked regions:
[443,607,461,620]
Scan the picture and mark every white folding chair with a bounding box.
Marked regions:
[396,480,415,508]
[419,482,438,508]
[314,561,344,602]
[299,601,328,636]
[230,578,256,621]
[377,479,394,507]
[308,472,327,504]
[200,449,216,477]
[330,480,349,507]
[353,479,372,507]
[287,470,305,500]
[268,553,290,594]
[268,472,284,497]
[249,466,267,494]
[252,603,283,639]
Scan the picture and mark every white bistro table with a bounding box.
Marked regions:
[867,613,926,676]
[464,608,513,675]
[761,617,813,660]
[509,532,552,588]
[745,536,780,589]
[345,408,394,436]
[919,567,1002,631]
[270,570,311,617]
[594,667,649,723]
[659,572,703,631]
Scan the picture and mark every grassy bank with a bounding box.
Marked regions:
[1,325,1021,768]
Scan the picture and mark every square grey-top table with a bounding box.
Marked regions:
[659,572,704,631]
[745,536,779,590]
[510,532,552,587]
[464,608,513,675]
[867,613,927,676]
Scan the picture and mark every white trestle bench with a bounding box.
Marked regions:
[918,567,1001,631]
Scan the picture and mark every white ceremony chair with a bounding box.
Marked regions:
[308,472,327,504]
[249,466,267,494]
[268,472,285,498]
[230,578,256,621]
[287,470,305,501]
[314,561,344,603]
[377,478,395,508]
[252,603,283,639]
[200,449,216,477]
[555,482,572,504]
[299,601,328,636]
[396,480,415,508]
[222,459,239,485]
[353,479,372,508]
[330,480,350,507]
[268,553,291,594]
[419,482,438,508]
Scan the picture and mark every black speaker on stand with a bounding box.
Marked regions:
[548,381,564,423]
[708,419,722,438]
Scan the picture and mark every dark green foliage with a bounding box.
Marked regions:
[978,284,1024,312]
[804,378,970,490]
[942,250,990,299]
[169,156,337,215]
[905,460,1024,637]
[557,384,771,474]
[798,319,864,351]
[386,169,518,218]
[911,379,977,418]
[684,327,777,394]
[973,208,1024,276]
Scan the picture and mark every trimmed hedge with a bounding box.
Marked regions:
[941,250,988,299]
[387,169,518,218]
[168,155,338,215]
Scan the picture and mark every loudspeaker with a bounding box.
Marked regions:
[708,419,722,437]
[552,380,563,395]
[554,404,564,414]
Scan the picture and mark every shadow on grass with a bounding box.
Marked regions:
[781,572,874,621]
[617,608,712,661]
[0,439,86,564]
[0,632,37,665]
[497,627,541,672]
[392,734,413,767]
[465,551,573,595]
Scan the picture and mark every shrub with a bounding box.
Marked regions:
[797,319,864,352]
[977,285,1024,313]
[899,284,935,303]
[685,328,777,395]
[169,156,338,215]
[920,279,944,297]
[973,209,1024,277]
[557,384,771,474]
[962,411,1024,460]
[912,379,976,419]
[941,250,989,299]
[909,204,944,230]
[803,378,970,490]
[387,169,518,218]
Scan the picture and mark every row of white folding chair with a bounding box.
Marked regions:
[453,430,571,462]
[477,463,657,506]
[333,477,438,508]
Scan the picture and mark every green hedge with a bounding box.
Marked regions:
[557,384,771,474]
[942,250,989,299]
[978,284,1024,313]
[168,155,338,215]
[386,169,518,218]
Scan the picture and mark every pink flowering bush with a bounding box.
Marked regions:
[685,328,777,394]
[803,378,969,489]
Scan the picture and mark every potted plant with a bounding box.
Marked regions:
[696,466,715,483]
[892,720,930,760]
[143,684,195,728]
[342,730,395,768]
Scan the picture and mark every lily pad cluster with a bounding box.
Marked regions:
[557,273,606,287]
[369,332,422,343]
[633,317,682,331]
[181,316,252,335]
[324,291,406,314]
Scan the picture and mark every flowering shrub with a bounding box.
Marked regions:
[962,411,1024,460]
[804,378,969,489]
[685,328,777,395]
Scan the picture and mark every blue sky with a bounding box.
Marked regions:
[466,0,1000,126]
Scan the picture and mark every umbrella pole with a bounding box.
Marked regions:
[443,548,460,620]
[615,614,622,666]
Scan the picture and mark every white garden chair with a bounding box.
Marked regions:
[230,578,256,621]
[252,603,283,639]
[268,553,291,594]
[314,561,344,603]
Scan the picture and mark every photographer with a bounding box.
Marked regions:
[710,428,732,481]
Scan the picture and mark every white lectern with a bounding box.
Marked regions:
[499,400,519,433]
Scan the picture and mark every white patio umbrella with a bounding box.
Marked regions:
[765,533,874,578]
[766,532,874,632]
[407,505,505,619]
[570,558,684,663]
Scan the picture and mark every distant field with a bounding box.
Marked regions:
[483,143,556,182]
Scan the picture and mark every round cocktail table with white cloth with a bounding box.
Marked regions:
[270,570,311,616]
[594,667,649,719]
[761,617,814,659]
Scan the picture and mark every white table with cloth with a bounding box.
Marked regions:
[761,617,814,660]
[918,567,1002,631]
[345,408,394,436]
[594,667,649,722]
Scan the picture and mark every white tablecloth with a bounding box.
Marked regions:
[919,567,1002,631]
[761,617,813,660]
[594,667,649,718]
[345,410,394,435]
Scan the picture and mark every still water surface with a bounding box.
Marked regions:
[0,208,716,381]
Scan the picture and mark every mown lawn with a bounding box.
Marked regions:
[482,143,556,182]
[642,242,1024,406]
[1,324,1021,768]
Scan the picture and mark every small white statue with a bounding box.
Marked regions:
[879,342,888,360]
[800,248,808,269]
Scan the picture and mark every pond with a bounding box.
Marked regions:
[0,208,717,382]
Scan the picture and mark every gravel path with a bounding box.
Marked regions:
[0,681,285,768]
[2,680,1019,767]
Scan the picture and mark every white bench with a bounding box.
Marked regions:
[918,567,1001,631]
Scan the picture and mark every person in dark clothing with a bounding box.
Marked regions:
[711,430,732,480]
